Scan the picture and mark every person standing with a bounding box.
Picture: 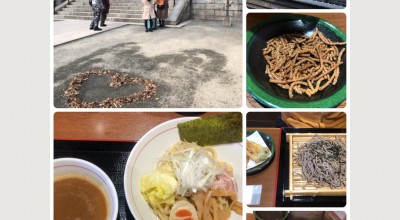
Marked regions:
[89,0,104,31]
[142,0,156,32]
[100,0,110,27]
[156,0,168,28]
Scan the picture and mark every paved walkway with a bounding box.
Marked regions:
[54,19,191,46]
[54,20,242,108]
[54,19,129,46]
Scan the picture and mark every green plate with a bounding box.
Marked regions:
[246,130,275,176]
[247,14,346,108]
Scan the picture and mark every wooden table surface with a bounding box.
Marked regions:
[246,13,346,108]
[54,112,220,141]
[247,127,282,207]
[247,213,255,220]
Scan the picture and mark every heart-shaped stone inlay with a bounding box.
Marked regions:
[64,70,158,108]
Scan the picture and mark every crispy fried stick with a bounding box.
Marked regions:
[263,28,346,98]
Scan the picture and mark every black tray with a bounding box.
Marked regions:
[275,128,347,207]
[54,140,136,220]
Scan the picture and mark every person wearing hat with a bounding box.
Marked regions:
[89,0,104,31]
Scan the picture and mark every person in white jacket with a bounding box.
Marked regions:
[142,0,156,32]
[89,0,104,31]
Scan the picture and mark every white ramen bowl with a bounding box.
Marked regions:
[124,117,243,220]
[54,158,119,220]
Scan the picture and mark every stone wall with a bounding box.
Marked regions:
[191,0,242,21]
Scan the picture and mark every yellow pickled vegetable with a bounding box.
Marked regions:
[140,171,178,208]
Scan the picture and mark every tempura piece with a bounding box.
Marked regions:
[246,140,271,163]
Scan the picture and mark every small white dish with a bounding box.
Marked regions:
[246,131,272,169]
[54,158,119,220]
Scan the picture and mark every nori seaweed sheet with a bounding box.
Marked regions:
[177,113,242,146]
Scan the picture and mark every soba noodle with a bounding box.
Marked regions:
[296,136,346,188]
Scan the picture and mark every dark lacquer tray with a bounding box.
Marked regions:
[54,140,136,220]
[275,128,347,207]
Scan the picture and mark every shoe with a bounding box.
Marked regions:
[149,28,153,32]
[93,27,102,31]
[89,27,94,30]
[145,29,149,32]
[100,24,107,27]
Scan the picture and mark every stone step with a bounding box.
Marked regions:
[68,2,138,6]
[74,0,142,2]
[56,0,176,23]
[60,8,141,13]
[68,1,173,7]
[57,11,142,18]
[54,14,144,23]
[66,5,141,9]
[65,1,174,9]
[64,7,138,11]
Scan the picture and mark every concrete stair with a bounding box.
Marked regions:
[54,0,173,23]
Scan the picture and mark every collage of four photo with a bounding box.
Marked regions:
[53,0,349,219]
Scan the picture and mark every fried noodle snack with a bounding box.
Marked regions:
[262,28,346,98]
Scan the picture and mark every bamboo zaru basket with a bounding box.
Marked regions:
[284,133,346,200]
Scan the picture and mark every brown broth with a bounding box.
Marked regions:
[54,175,109,220]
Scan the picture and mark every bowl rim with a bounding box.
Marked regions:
[123,117,243,220]
[123,117,198,220]
[246,14,346,108]
[253,211,289,220]
[54,158,119,220]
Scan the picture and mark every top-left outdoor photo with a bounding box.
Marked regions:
[54,0,243,108]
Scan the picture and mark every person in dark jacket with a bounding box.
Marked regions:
[155,0,168,28]
[100,0,110,27]
[89,0,104,31]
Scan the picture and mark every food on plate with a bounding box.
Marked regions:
[141,171,178,209]
[178,113,242,146]
[262,28,346,98]
[54,175,108,220]
[169,200,198,220]
[296,136,346,188]
[192,190,242,220]
[246,140,271,163]
[140,141,242,220]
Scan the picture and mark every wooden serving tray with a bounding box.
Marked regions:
[284,133,346,200]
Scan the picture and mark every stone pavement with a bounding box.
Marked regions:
[54,20,242,108]
[54,19,129,46]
